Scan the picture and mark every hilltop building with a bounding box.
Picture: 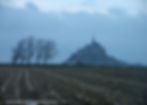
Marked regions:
[66,39,126,66]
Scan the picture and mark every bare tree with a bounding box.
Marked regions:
[12,39,26,64]
[12,36,56,65]
[25,36,35,64]
[35,39,44,64]
[12,48,20,64]
[42,40,56,64]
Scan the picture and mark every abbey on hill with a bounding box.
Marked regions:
[66,39,126,66]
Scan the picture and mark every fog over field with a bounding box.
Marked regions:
[0,0,147,65]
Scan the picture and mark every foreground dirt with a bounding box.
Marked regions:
[0,66,147,105]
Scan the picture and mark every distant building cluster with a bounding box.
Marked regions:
[65,39,126,66]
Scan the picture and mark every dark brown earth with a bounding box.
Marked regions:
[0,66,147,105]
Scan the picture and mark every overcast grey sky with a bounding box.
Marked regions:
[0,0,147,65]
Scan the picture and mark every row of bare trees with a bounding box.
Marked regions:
[11,36,56,64]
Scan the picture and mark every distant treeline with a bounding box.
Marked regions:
[12,36,56,64]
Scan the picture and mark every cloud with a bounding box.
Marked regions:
[0,0,146,16]
[0,5,147,64]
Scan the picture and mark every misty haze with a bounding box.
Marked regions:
[0,0,147,105]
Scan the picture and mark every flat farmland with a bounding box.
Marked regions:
[0,66,147,105]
